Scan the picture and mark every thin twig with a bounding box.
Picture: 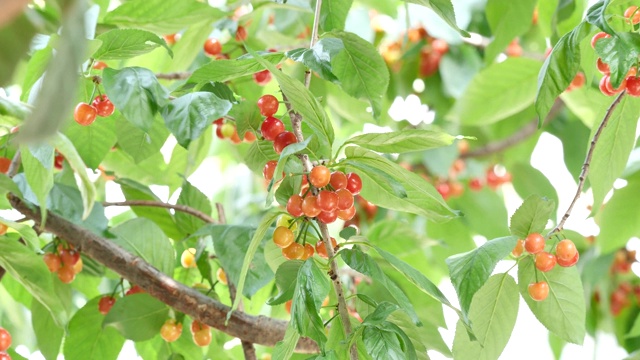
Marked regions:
[102,200,217,224]
[155,72,191,80]
[216,203,227,224]
[7,149,21,178]
[461,99,564,159]
[548,92,626,236]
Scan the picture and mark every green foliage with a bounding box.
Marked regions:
[102,294,169,341]
[509,194,555,239]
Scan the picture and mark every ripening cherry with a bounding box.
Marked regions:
[599,76,616,96]
[285,299,292,314]
[59,248,80,266]
[567,72,585,91]
[555,239,577,262]
[203,38,222,56]
[216,268,228,285]
[263,160,278,181]
[253,70,272,85]
[524,233,545,254]
[506,39,522,57]
[335,188,354,210]
[309,166,331,188]
[257,95,279,117]
[301,195,322,217]
[180,248,197,268]
[163,33,178,45]
[93,61,108,70]
[329,171,347,190]
[126,285,145,295]
[511,239,524,257]
[260,117,285,141]
[0,224,6,236]
[449,182,464,197]
[243,131,257,143]
[317,190,338,212]
[52,152,64,168]
[337,205,356,221]
[273,131,297,154]
[469,178,483,191]
[43,253,62,273]
[160,319,182,342]
[73,257,83,274]
[591,32,610,49]
[282,242,305,260]
[431,39,449,55]
[596,58,610,75]
[345,173,362,195]
[235,26,248,41]
[301,243,314,260]
[57,264,76,283]
[220,123,236,138]
[626,76,640,96]
[74,103,97,126]
[273,226,295,248]
[98,296,116,315]
[624,6,640,24]
[0,328,11,351]
[0,158,10,174]
[0,352,9,360]
[286,194,304,217]
[557,251,579,267]
[436,183,451,200]
[315,238,338,259]
[535,252,557,272]
[528,281,549,301]
[92,95,115,117]
[317,210,338,224]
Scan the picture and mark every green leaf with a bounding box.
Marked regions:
[110,218,175,275]
[0,216,40,251]
[362,302,401,326]
[387,311,433,360]
[598,175,640,254]
[402,0,469,36]
[20,143,54,224]
[509,194,555,239]
[452,57,542,125]
[286,39,343,83]
[341,248,421,325]
[115,114,170,164]
[63,114,118,169]
[291,260,331,348]
[446,236,518,317]
[20,46,52,102]
[229,99,262,139]
[0,235,70,327]
[362,324,406,360]
[245,140,278,174]
[163,92,232,148]
[484,0,538,64]
[510,163,559,217]
[0,13,36,87]
[102,294,169,341]
[175,180,212,235]
[50,132,97,220]
[320,0,353,31]
[267,260,304,305]
[344,146,458,222]
[589,96,640,211]
[229,209,281,315]
[102,67,169,132]
[103,0,222,33]
[584,0,613,34]
[32,299,64,360]
[272,323,301,360]
[63,297,125,360]
[595,33,640,89]
[266,137,312,205]
[345,130,455,153]
[93,29,173,60]
[518,256,586,344]
[627,313,640,339]
[326,31,390,118]
[535,21,592,122]
[186,53,285,84]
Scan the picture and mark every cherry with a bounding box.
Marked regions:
[0,352,9,360]
[220,123,236,138]
[92,95,115,117]
[98,296,116,315]
[309,166,331,188]
[0,328,10,352]
[315,238,338,259]
[216,268,228,285]
[0,158,10,174]
[469,178,483,191]
[229,129,242,144]
[257,94,279,117]
[212,118,224,126]
[273,131,297,154]
[160,319,182,342]
[260,116,285,141]
[591,32,610,49]
[301,243,315,260]
[263,160,278,181]
[596,58,610,75]
[43,253,62,273]
[253,70,272,85]
[528,281,549,301]
[345,173,362,195]
[203,38,222,56]
[317,190,338,212]
[431,39,449,55]
[599,75,616,96]
[337,205,356,221]
[555,239,577,262]
[54,153,64,170]
[329,171,347,190]
[567,72,585,91]
[511,239,524,257]
[524,233,545,254]
[235,26,248,41]
[285,299,292,314]
[557,251,579,267]
[335,188,354,210]
[301,195,322,217]
[180,248,197,268]
[282,242,304,260]
[0,224,6,236]
[243,131,257,143]
[57,264,76,283]
[624,6,640,24]
[506,39,522,57]
[286,194,304,217]
[273,226,295,248]
[93,61,108,70]
[190,320,210,334]
[59,248,80,266]
[73,257,83,274]
[126,285,145,295]
[449,182,464,197]
[535,252,557,272]
[436,183,451,200]
[74,103,97,126]
[163,33,178,45]
[317,210,338,224]
[626,76,640,96]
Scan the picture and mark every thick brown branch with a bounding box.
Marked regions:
[9,195,317,353]
[548,92,626,235]
[155,72,191,80]
[102,200,217,224]
[461,99,564,159]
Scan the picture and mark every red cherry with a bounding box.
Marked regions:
[212,118,224,126]
[556,239,577,262]
[273,131,297,154]
[92,95,115,117]
[0,352,9,360]
[335,188,354,210]
[301,243,315,260]
[301,195,322,217]
[329,171,347,190]
[160,319,182,342]
[260,117,285,141]
[469,178,483,191]
[59,249,80,266]
[190,320,210,334]
[317,210,338,224]
[567,72,585,91]
[203,38,222,56]
[626,76,640,96]
[596,58,610,75]
[512,239,524,257]
[337,204,356,221]
[93,61,108,70]
[524,233,545,254]
[253,70,272,85]
[57,264,76,283]
[98,296,116,315]
[591,32,610,49]
[557,251,579,267]
[624,6,640,24]
[315,238,338,259]
[74,103,97,126]
[345,173,362,195]
[600,75,616,96]
[0,328,10,352]
[316,190,338,212]
[257,95,279,117]
[163,33,178,45]
[282,242,305,260]
[309,166,331,188]
[243,131,256,143]
[535,252,557,272]
[263,160,278,181]
[215,125,224,139]
[286,195,304,217]
[0,158,10,174]
[436,183,451,200]
[235,26,248,42]
[528,281,549,301]
[126,285,145,295]
[43,253,62,272]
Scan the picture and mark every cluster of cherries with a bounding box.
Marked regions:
[257,94,298,154]
[212,118,256,144]
[42,242,83,284]
[511,233,579,301]
[73,95,114,126]
[97,283,145,315]
[0,327,11,360]
[607,281,640,316]
[591,6,640,97]
[160,319,212,346]
[378,25,449,78]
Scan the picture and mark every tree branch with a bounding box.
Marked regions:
[461,99,564,159]
[102,200,217,224]
[9,194,318,353]
[155,72,191,80]
[548,92,626,236]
